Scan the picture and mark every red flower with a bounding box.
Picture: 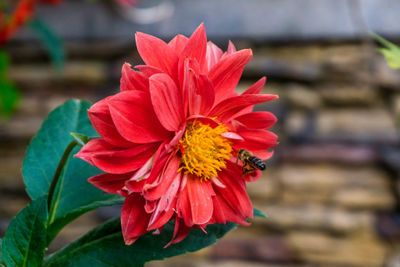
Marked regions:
[76,24,278,246]
[0,0,61,45]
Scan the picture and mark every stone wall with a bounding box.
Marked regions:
[2,3,400,265]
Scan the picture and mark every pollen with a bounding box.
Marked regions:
[179,121,232,181]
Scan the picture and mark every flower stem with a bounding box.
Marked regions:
[47,140,78,211]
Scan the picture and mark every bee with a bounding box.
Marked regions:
[237,149,266,175]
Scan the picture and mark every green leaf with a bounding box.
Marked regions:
[0,51,9,73]
[29,18,65,71]
[2,197,48,267]
[253,208,267,218]
[70,132,90,146]
[44,217,236,267]
[371,33,400,69]
[44,208,266,266]
[22,99,123,243]
[0,78,20,118]
[0,238,4,266]
[0,51,20,118]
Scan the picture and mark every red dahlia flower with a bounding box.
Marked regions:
[76,23,278,246]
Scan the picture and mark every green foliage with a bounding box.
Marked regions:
[45,209,264,267]
[29,19,65,71]
[372,33,400,69]
[70,132,90,146]
[4,98,268,266]
[0,238,4,267]
[0,51,20,118]
[2,197,48,267]
[45,217,226,266]
[22,100,123,243]
[253,208,267,218]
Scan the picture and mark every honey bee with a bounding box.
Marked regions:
[237,149,266,175]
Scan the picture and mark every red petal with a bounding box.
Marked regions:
[134,65,163,77]
[76,139,159,174]
[121,194,150,245]
[147,204,175,231]
[236,77,268,116]
[144,145,170,185]
[88,97,133,147]
[186,177,213,225]
[120,63,148,92]
[143,155,181,201]
[208,49,253,103]
[181,23,207,73]
[243,169,262,182]
[195,74,215,115]
[88,172,133,194]
[234,111,277,130]
[210,94,278,122]
[108,90,170,143]
[184,61,215,116]
[164,218,191,248]
[149,73,184,131]
[135,32,178,77]
[235,129,278,159]
[168,34,189,54]
[186,115,219,128]
[227,40,237,54]
[125,179,146,193]
[213,194,250,226]
[206,42,223,71]
[214,164,253,220]
[221,132,244,141]
[243,77,266,95]
[176,185,192,227]
[145,200,156,213]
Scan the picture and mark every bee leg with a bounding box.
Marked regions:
[242,168,255,176]
[241,162,247,173]
[241,163,254,176]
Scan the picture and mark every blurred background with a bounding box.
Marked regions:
[1,0,400,266]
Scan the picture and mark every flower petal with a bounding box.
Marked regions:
[135,32,178,77]
[108,90,171,143]
[121,194,150,245]
[181,23,207,73]
[147,201,176,231]
[168,34,189,54]
[236,77,268,116]
[206,41,223,71]
[88,97,133,147]
[186,177,213,225]
[235,129,278,159]
[234,111,277,130]
[149,73,185,131]
[120,63,148,91]
[176,185,192,227]
[184,62,215,116]
[243,77,266,95]
[227,40,237,54]
[208,49,253,103]
[212,194,250,226]
[147,178,180,231]
[209,94,278,122]
[88,172,132,194]
[134,65,162,77]
[143,155,181,201]
[164,218,191,248]
[214,163,253,220]
[76,139,159,174]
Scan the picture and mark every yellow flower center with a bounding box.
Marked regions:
[179,121,232,181]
